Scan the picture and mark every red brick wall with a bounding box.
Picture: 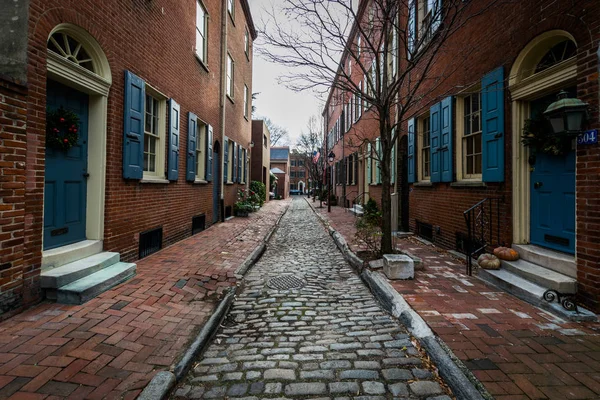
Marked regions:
[25,0,254,266]
[0,80,31,317]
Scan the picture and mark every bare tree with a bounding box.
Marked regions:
[264,118,291,146]
[296,116,326,196]
[258,0,503,254]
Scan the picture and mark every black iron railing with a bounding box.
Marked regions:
[348,191,369,215]
[463,198,502,275]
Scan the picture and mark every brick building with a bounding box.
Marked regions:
[0,0,256,316]
[289,152,308,194]
[251,119,271,202]
[324,0,600,312]
[270,147,290,199]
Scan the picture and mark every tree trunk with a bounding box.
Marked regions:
[380,121,393,255]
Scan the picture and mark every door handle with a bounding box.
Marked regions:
[534,181,543,189]
[83,173,90,178]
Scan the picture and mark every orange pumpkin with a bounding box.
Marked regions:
[493,246,519,261]
[477,253,501,270]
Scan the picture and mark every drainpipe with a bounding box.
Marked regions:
[219,0,228,222]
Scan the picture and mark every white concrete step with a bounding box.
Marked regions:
[42,240,103,270]
[348,204,364,216]
[53,262,137,305]
[478,268,596,322]
[512,244,576,278]
[41,252,120,289]
[501,258,577,294]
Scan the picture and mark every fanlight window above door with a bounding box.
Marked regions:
[535,39,576,74]
[47,32,95,73]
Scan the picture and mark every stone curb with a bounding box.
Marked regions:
[304,199,490,400]
[138,201,291,400]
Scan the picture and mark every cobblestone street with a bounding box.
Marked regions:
[173,198,451,399]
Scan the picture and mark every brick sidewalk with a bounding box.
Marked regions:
[0,199,290,400]
[314,203,600,400]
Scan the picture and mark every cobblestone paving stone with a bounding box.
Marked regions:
[174,198,451,399]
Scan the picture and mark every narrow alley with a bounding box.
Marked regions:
[173,197,451,399]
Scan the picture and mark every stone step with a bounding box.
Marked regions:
[54,262,137,305]
[42,239,103,270]
[41,252,120,289]
[512,244,576,278]
[477,268,596,322]
[501,258,577,294]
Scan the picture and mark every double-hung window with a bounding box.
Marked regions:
[144,90,166,178]
[244,29,250,59]
[226,54,234,98]
[195,1,208,64]
[244,85,249,118]
[419,113,431,181]
[195,122,206,179]
[461,92,482,178]
[227,0,234,20]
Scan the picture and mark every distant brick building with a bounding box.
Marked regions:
[289,152,308,194]
[251,120,271,202]
[270,147,290,199]
[0,0,256,317]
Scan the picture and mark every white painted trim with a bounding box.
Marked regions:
[47,52,111,96]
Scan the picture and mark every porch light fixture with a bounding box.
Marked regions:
[327,151,335,163]
[543,90,588,135]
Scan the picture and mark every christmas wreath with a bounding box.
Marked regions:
[46,107,80,151]
[521,113,576,156]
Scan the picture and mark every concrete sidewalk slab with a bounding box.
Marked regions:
[0,199,290,400]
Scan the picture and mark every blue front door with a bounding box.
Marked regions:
[529,93,576,254]
[44,81,89,250]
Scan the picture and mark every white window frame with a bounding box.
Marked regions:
[195,121,207,181]
[195,1,208,65]
[226,54,234,99]
[243,84,249,119]
[227,0,235,21]
[244,28,250,60]
[143,86,167,180]
[456,90,483,181]
[240,148,247,183]
[418,112,431,182]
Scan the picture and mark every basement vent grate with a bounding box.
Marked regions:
[139,227,162,259]
[416,220,433,242]
[267,275,306,290]
[192,214,206,235]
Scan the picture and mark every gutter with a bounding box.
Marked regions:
[219,0,229,221]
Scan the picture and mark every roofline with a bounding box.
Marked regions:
[241,0,258,40]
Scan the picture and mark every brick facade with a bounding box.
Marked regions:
[289,153,307,193]
[324,0,600,311]
[251,120,271,202]
[0,0,256,318]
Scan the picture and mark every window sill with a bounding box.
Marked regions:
[227,95,234,104]
[413,181,433,187]
[369,183,381,186]
[244,115,249,121]
[194,179,208,185]
[450,181,487,188]
[141,177,169,184]
[225,181,234,185]
[194,53,210,73]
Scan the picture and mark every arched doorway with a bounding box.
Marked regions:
[509,31,578,260]
[44,24,111,250]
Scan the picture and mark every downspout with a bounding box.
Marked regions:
[219,0,228,222]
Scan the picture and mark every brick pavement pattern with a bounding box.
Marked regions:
[314,202,600,400]
[174,197,452,399]
[0,199,289,400]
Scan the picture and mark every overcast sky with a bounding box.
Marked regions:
[249,0,325,148]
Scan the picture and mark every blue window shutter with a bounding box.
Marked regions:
[440,96,453,182]
[206,125,213,181]
[366,143,372,184]
[482,66,505,182]
[243,149,247,182]
[407,118,416,183]
[238,146,242,183]
[232,143,238,183]
[223,138,229,182]
[430,102,441,183]
[186,112,197,182]
[123,71,145,179]
[168,99,180,181]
